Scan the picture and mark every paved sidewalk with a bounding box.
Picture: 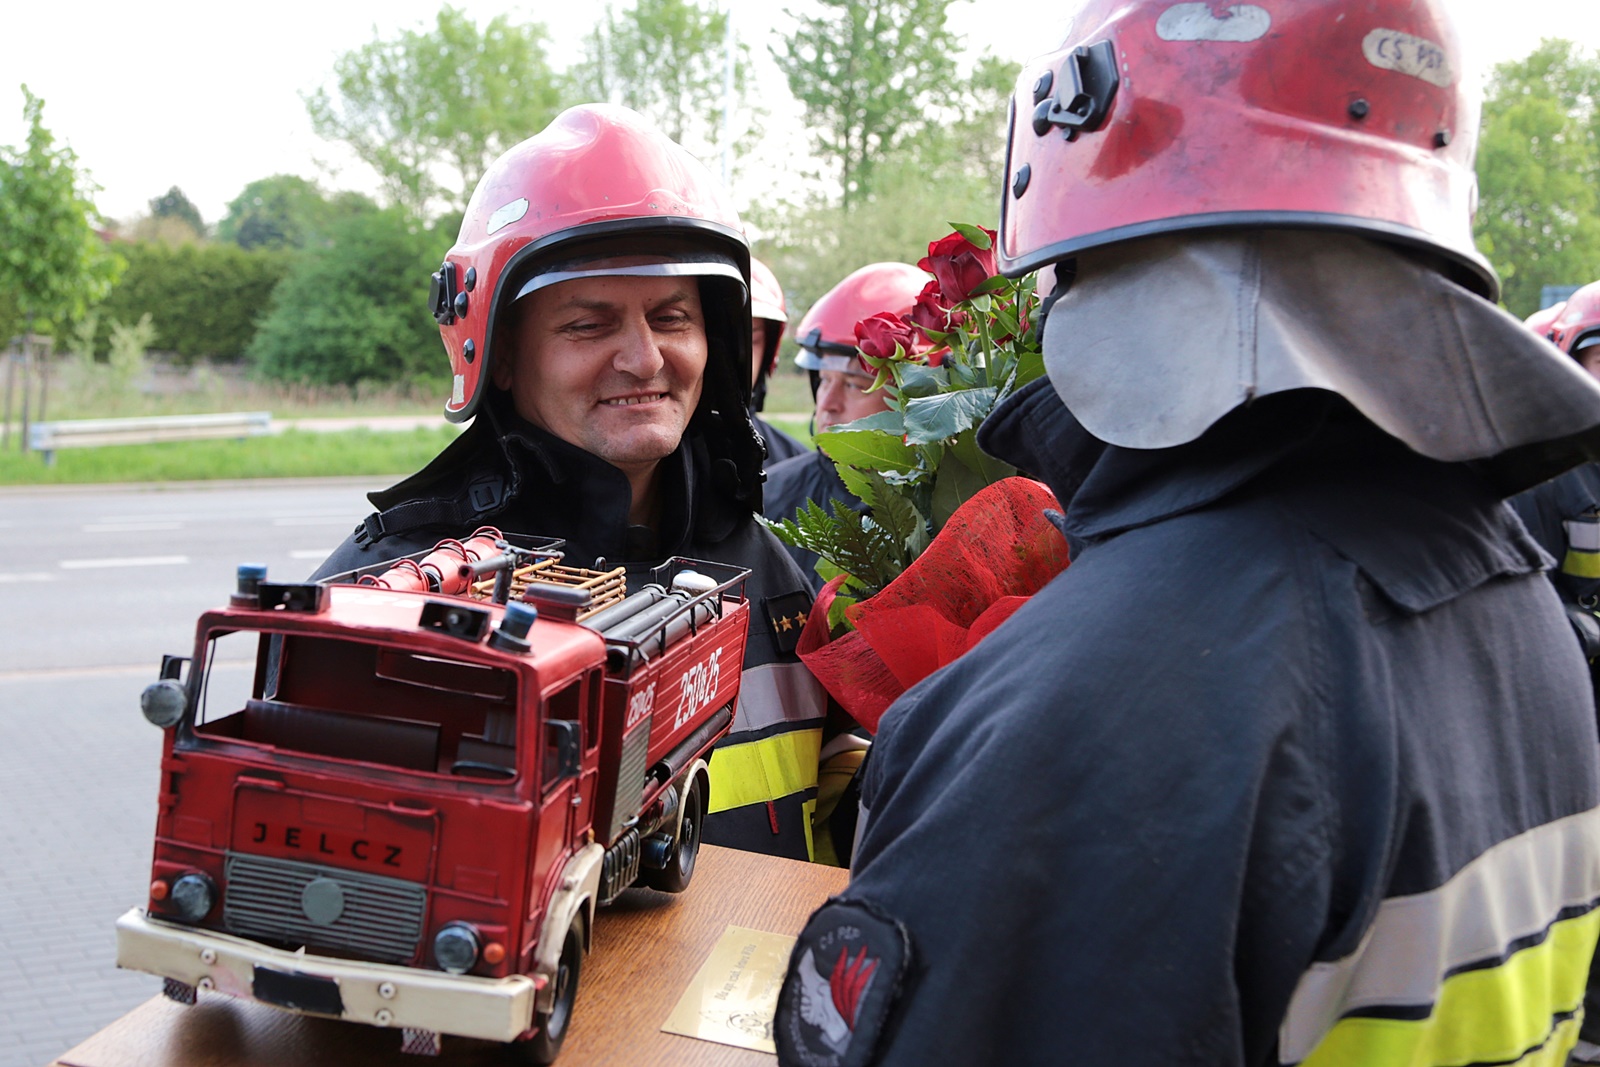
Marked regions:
[0,672,164,1067]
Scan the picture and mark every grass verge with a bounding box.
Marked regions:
[763,415,813,451]
[0,427,462,486]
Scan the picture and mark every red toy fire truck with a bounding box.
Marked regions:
[115,528,748,1061]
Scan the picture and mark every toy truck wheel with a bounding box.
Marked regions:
[517,922,582,1064]
[641,774,703,894]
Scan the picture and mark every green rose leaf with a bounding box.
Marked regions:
[904,386,998,444]
[896,363,948,399]
[816,428,920,472]
[932,450,990,530]
[948,222,994,250]
[833,408,906,435]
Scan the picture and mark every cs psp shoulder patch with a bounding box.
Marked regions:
[775,898,911,1067]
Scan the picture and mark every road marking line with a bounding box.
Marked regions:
[59,555,189,570]
[0,660,253,682]
[0,572,55,584]
[83,522,183,533]
[289,549,336,559]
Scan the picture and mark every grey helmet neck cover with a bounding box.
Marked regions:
[1040,230,1600,494]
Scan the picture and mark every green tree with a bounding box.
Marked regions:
[771,0,961,209]
[149,185,205,235]
[1475,39,1600,318]
[752,53,1018,344]
[573,0,751,157]
[306,6,566,218]
[217,174,376,250]
[0,86,122,340]
[248,208,450,386]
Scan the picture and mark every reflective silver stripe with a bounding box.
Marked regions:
[731,660,827,735]
[513,260,745,302]
[1565,516,1600,553]
[852,799,871,874]
[1279,805,1600,1063]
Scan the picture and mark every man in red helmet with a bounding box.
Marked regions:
[776,2,1600,1064]
[750,257,809,465]
[1512,285,1600,618]
[764,263,931,589]
[314,105,835,864]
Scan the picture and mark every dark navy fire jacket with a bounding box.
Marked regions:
[805,382,1600,1066]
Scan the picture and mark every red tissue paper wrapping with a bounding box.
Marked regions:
[796,477,1071,732]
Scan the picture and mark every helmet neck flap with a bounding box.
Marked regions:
[1039,230,1600,494]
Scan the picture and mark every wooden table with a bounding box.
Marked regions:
[52,846,847,1067]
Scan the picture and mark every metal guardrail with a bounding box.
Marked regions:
[27,411,273,465]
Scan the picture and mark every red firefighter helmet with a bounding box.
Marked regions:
[999,0,1497,299]
[429,104,751,424]
[750,257,787,377]
[1524,302,1566,345]
[1552,283,1600,357]
[795,262,931,373]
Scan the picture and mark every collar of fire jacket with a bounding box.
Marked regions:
[1036,230,1600,496]
[980,379,1550,613]
[368,389,741,563]
[980,377,1325,543]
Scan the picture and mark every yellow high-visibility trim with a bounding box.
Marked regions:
[1562,549,1600,579]
[705,727,822,814]
[1300,908,1599,1067]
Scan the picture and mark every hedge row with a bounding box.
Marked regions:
[95,242,292,363]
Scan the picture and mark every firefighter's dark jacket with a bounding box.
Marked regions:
[1511,462,1600,605]
[313,391,829,861]
[834,382,1600,1065]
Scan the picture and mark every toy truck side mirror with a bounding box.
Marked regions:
[545,720,581,783]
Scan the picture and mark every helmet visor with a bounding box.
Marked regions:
[512,238,747,305]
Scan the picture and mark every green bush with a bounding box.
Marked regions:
[248,208,451,386]
[96,241,291,363]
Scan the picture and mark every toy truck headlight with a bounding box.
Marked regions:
[168,872,217,923]
[433,922,481,974]
[140,679,188,729]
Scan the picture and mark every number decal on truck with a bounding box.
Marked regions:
[626,682,656,730]
[674,649,722,730]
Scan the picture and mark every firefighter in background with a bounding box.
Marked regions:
[750,257,808,466]
[763,262,930,590]
[775,1,1600,1063]
[313,105,835,863]
[1512,284,1600,622]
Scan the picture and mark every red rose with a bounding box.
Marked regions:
[909,279,968,339]
[918,227,998,305]
[855,312,920,361]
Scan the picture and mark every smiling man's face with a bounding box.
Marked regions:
[495,273,708,479]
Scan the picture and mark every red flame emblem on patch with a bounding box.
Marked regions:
[830,944,879,1029]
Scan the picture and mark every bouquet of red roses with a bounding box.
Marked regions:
[765,225,1071,729]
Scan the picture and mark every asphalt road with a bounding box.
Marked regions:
[0,477,387,1067]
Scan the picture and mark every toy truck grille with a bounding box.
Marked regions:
[223,853,426,964]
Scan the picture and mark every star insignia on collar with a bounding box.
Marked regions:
[764,589,814,657]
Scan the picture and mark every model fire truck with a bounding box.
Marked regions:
[115,528,748,1062]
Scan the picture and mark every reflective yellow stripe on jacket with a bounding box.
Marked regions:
[1284,807,1600,1066]
[1562,514,1600,578]
[703,661,827,860]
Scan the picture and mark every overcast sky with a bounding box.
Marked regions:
[3,0,1597,225]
